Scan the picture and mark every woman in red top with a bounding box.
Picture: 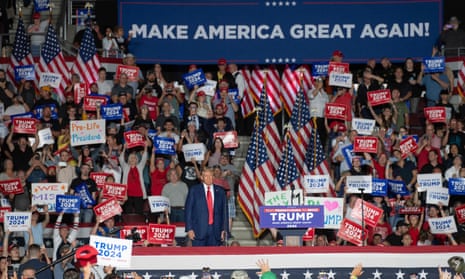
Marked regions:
[405,210,424,246]
[150,154,169,196]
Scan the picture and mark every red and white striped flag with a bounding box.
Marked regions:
[457,60,465,97]
[281,65,314,115]
[250,67,282,115]
[36,24,70,103]
[71,27,101,88]
[240,67,255,118]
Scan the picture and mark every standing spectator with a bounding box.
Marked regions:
[444,155,463,181]
[390,149,417,192]
[6,132,39,172]
[213,81,239,129]
[355,67,383,118]
[379,57,395,84]
[389,67,412,108]
[2,95,28,122]
[0,69,16,109]
[330,87,353,122]
[403,58,423,114]
[384,220,409,246]
[392,89,409,131]
[309,77,329,147]
[25,205,50,246]
[156,102,180,132]
[52,212,79,261]
[27,12,48,57]
[162,169,189,223]
[150,154,169,196]
[123,53,144,95]
[185,167,227,246]
[69,164,98,223]
[154,64,168,89]
[442,118,465,154]
[56,149,77,185]
[119,141,149,215]
[18,80,36,110]
[114,25,132,54]
[437,16,465,57]
[137,86,159,120]
[101,27,119,58]
[214,58,228,81]
[418,64,451,107]
[97,67,113,96]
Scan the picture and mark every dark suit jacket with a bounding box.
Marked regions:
[184,183,227,241]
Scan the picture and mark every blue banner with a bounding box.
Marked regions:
[402,134,419,143]
[341,144,354,169]
[449,178,465,196]
[75,183,96,208]
[10,112,34,120]
[388,179,409,196]
[259,205,324,228]
[34,0,50,12]
[101,104,123,120]
[55,195,81,213]
[182,69,207,89]
[372,178,388,196]
[154,136,176,155]
[147,129,158,142]
[422,56,445,73]
[119,0,441,64]
[312,62,329,77]
[14,65,35,81]
[34,104,58,120]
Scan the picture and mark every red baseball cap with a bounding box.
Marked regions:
[33,12,41,19]
[332,50,344,58]
[197,91,206,97]
[75,245,99,268]
[218,58,227,65]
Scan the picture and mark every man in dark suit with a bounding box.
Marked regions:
[185,167,227,246]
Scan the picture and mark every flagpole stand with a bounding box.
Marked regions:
[279,228,307,247]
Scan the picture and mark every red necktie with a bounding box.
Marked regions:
[207,186,213,225]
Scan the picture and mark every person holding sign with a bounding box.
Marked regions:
[185,167,227,246]
[52,212,80,261]
[355,67,384,118]
[367,101,398,134]
[6,129,39,172]
[70,164,98,223]
[119,140,149,215]
[418,63,451,107]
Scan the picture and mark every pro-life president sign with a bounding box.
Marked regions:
[70,120,106,146]
[259,206,324,228]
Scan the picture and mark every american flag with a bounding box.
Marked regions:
[250,67,282,115]
[281,65,314,115]
[306,125,337,197]
[457,61,465,97]
[37,24,70,103]
[7,18,35,85]
[71,27,101,88]
[276,134,300,190]
[238,86,280,238]
[240,67,255,118]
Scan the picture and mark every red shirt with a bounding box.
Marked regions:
[150,169,168,196]
[332,92,353,121]
[127,166,143,197]
[139,95,159,119]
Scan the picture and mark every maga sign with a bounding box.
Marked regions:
[259,206,324,228]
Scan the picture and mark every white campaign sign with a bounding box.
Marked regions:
[304,197,344,229]
[89,235,133,268]
[182,143,206,161]
[37,128,55,148]
[351,118,376,135]
[39,72,62,88]
[426,187,450,205]
[328,72,353,88]
[4,212,31,232]
[264,190,304,206]
[346,175,372,194]
[428,216,457,234]
[303,175,330,193]
[31,183,68,212]
[417,173,442,192]
[148,196,171,213]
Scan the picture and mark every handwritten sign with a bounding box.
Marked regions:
[350,198,383,228]
[455,204,465,224]
[424,107,446,123]
[74,82,89,104]
[353,136,378,153]
[372,178,388,196]
[0,179,24,195]
[428,216,457,234]
[154,136,176,155]
[303,175,330,194]
[37,128,55,148]
[264,190,304,206]
[213,131,239,149]
[352,118,375,135]
[120,225,148,245]
[182,143,206,161]
[31,183,68,212]
[13,117,37,134]
[116,65,140,82]
[367,89,391,106]
[101,104,123,120]
[102,183,127,201]
[55,195,81,213]
[337,218,368,246]
[182,69,207,89]
[399,136,418,159]
[148,196,171,213]
[83,95,108,111]
[93,197,123,222]
[417,173,443,192]
[304,197,343,229]
[312,62,329,77]
[4,212,31,232]
[449,178,465,195]
[259,206,324,228]
[422,56,445,73]
[328,62,350,74]
[39,72,62,88]
[90,172,112,189]
[148,224,177,245]
[328,72,353,88]
[89,235,133,268]
[346,175,372,194]
[324,103,348,120]
[70,119,106,146]
[387,179,409,196]
[14,65,35,81]
[426,187,450,205]
[124,131,146,149]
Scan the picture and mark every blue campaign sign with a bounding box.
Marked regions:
[34,0,50,12]
[147,129,157,142]
[372,178,387,196]
[422,56,445,73]
[388,179,409,196]
[10,112,34,121]
[101,104,123,120]
[312,62,329,77]
[119,0,441,64]
[449,178,465,196]
[14,65,35,81]
[341,144,354,169]
[75,183,96,208]
[154,136,176,155]
[182,69,207,89]
[55,195,81,213]
[34,104,58,120]
[259,205,324,228]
